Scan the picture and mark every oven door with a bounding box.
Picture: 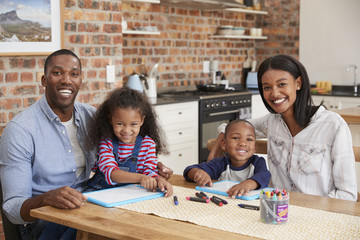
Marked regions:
[199,107,251,163]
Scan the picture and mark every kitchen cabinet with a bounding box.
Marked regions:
[251,94,268,119]
[155,101,199,174]
[312,95,359,110]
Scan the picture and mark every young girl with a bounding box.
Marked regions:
[86,87,173,196]
[209,55,357,201]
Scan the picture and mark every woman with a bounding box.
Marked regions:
[209,55,357,201]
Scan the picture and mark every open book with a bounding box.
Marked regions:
[195,180,273,201]
[84,184,164,207]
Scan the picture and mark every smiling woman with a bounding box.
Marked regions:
[209,55,358,201]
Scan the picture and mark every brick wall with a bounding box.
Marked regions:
[0,0,299,237]
[0,0,299,134]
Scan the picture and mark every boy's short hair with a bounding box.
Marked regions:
[224,119,255,137]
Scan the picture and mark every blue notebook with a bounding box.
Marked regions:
[84,184,164,208]
[195,180,273,201]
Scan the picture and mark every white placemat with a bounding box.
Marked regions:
[116,186,360,239]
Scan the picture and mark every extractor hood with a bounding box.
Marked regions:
[160,0,245,9]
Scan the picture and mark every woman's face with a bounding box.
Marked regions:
[261,69,301,116]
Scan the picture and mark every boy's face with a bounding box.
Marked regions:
[221,121,256,168]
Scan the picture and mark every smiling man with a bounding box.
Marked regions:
[0,49,97,239]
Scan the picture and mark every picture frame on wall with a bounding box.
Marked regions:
[0,0,64,56]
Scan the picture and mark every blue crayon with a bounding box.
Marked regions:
[173,196,178,205]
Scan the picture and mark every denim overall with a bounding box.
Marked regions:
[87,135,143,190]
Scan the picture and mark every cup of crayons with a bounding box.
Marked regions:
[260,189,289,224]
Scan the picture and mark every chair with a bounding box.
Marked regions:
[0,181,22,240]
[207,138,360,202]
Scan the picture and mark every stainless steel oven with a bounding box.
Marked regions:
[199,92,252,163]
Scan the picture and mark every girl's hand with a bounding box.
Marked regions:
[156,177,173,197]
[191,169,212,187]
[226,179,258,198]
[139,175,157,190]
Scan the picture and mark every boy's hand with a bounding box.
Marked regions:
[139,175,157,190]
[155,177,173,197]
[192,169,212,187]
[226,179,258,198]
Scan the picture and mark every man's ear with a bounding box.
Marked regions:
[41,75,47,87]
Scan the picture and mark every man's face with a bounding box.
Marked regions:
[41,55,82,116]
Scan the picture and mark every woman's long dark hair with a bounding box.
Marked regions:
[257,55,319,128]
[86,87,167,155]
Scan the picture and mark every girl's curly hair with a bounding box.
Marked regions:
[86,87,168,155]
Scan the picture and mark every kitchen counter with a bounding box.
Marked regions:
[149,95,199,106]
[311,85,360,98]
[334,106,360,124]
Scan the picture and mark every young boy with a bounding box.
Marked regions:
[183,119,271,198]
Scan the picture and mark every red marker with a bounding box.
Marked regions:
[186,197,209,203]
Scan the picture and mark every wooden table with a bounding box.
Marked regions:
[30,175,360,240]
[335,106,360,124]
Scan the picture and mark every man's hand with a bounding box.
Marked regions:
[42,186,87,209]
[157,161,173,180]
[20,186,86,222]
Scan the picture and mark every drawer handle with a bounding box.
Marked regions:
[178,154,182,157]
[178,112,182,115]
[178,132,182,135]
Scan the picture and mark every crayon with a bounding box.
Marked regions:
[238,204,260,211]
[173,196,178,205]
[186,197,209,203]
[200,191,209,199]
[195,192,206,199]
[211,195,228,204]
[210,197,223,206]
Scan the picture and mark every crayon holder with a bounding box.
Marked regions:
[260,192,289,224]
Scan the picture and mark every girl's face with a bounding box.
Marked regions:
[109,107,144,144]
[261,69,301,117]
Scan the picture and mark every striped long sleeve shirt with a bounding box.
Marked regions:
[95,135,159,186]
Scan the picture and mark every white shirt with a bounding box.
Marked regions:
[219,106,357,201]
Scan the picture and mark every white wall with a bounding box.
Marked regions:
[299,0,360,86]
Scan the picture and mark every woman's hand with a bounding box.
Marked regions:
[157,161,173,180]
[156,177,173,197]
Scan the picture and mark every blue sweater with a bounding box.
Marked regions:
[183,155,271,189]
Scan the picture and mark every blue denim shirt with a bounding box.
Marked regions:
[0,95,96,224]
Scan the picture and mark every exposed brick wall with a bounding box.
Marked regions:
[0,0,299,133]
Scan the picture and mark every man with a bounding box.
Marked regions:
[0,49,173,239]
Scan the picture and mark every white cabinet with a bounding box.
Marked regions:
[251,94,268,119]
[155,101,198,174]
[312,95,359,110]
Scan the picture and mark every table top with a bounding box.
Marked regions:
[30,175,360,240]
[334,106,360,124]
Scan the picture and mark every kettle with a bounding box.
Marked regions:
[126,73,143,93]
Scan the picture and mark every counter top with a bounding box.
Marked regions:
[334,106,360,124]
[311,85,360,98]
[149,95,199,106]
